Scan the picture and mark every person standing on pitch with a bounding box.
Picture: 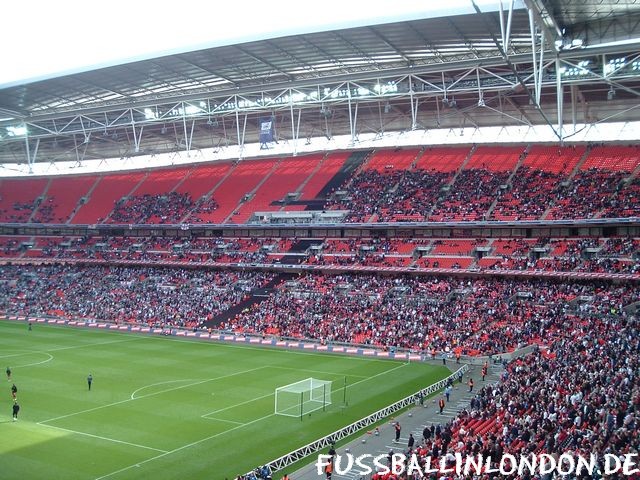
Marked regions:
[87,373,93,391]
[6,366,11,382]
[12,401,19,421]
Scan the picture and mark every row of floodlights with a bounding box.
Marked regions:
[5,58,640,137]
[141,83,400,120]
[557,58,640,78]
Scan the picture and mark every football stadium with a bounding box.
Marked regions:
[0,1,639,480]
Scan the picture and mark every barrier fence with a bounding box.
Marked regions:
[249,364,469,476]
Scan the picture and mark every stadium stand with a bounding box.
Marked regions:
[1,145,640,224]
[71,172,146,224]
[0,178,48,222]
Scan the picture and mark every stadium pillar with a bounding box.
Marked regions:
[556,57,564,143]
[409,80,418,130]
[24,129,39,174]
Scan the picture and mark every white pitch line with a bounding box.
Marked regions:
[203,417,246,425]
[0,350,54,368]
[40,365,269,425]
[94,412,276,480]
[201,362,403,419]
[335,362,408,392]
[16,352,54,368]
[46,337,143,352]
[0,351,38,359]
[96,360,408,479]
[201,392,274,419]
[0,338,141,360]
[130,379,200,400]
[268,365,368,378]
[144,334,395,364]
[39,423,168,453]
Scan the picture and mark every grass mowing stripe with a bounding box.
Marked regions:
[3,317,401,364]
[130,379,201,400]
[39,424,169,453]
[45,337,143,352]
[201,391,275,418]
[268,365,368,378]
[94,413,278,480]
[0,320,448,480]
[137,332,396,363]
[333,361,408,394]
[203,418,246,425]
[0,351,54,368]
[104,360,409,479]
[39,365,270,424]
[201,363,402,419]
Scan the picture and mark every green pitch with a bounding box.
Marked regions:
[0,320,449,480]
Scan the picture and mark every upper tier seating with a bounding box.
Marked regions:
[0,178,48,222]
[2,144,640,225]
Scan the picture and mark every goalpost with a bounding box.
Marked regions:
[274,378,332,419]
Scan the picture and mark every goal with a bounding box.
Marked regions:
[274,378,332,418]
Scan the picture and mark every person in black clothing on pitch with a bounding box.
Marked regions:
[87,373,93,391]
[12,401,20,421]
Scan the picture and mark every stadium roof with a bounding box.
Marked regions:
[1,0,639,168]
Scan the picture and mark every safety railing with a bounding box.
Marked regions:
[246,364,469,476]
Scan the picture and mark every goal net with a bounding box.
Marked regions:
[274,378,332,418]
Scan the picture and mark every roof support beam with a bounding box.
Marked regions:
[333,32,381,69]
[498,0,516,54]
[174,57,238,88]
[445,18,481,59]
[556,57,564,143]
[234,45,292,81]
[529,9,547,106]
[299,37,350,75]
[404,23,448,64]
[367,27,413,65]
[523,0,562,53]
[471,0,561,140]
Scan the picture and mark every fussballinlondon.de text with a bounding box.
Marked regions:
[316,452,640,477]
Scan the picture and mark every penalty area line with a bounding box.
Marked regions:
[201,391,274,418]
[40,365,268,425]
[268,365,368,379]
[94,412,276,480]
[203,417,246,425]
[38,423,168,453]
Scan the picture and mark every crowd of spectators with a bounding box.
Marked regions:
[488,168,560,221]
[0,201,37,223]
[32,197,56,223]
[429,170,511,222]
[224,273,638,356]
[0,264,274,329]
[25,235,288,264]
[602,178,640,218]
[402,310,638,480]
[3,234,637,275]
[108,192,195,224]
[325,170,451,222]
[187,196,220,223]
[320,159,640,224]
[546,170,628,220]
[2,264,635,357]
